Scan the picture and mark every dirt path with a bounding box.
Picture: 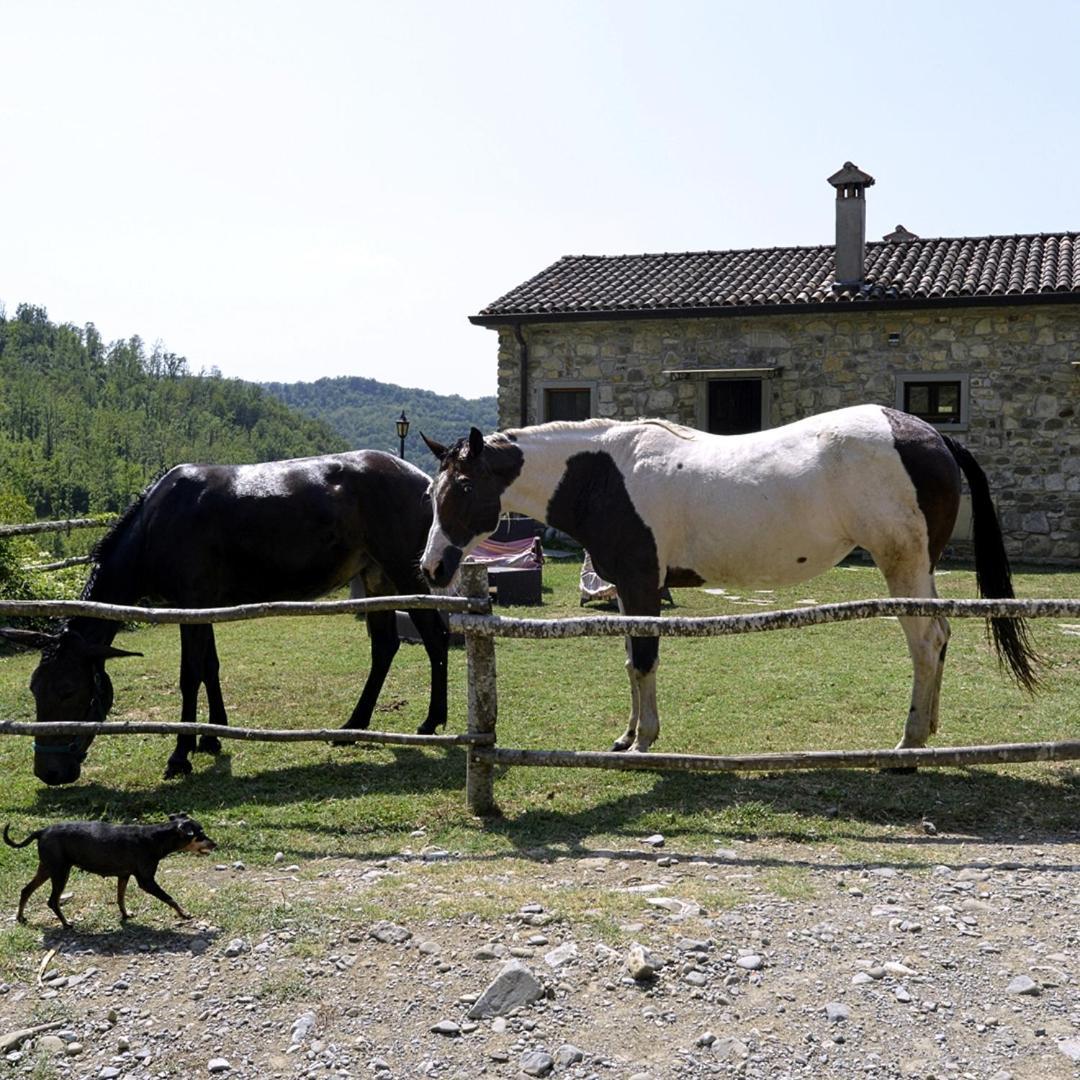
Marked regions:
[3,832,1079,1079]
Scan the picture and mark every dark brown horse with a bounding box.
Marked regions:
[1,451,448,785]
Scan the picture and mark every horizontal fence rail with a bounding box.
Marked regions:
[0,516,115,538]
[451,597,1080,639]
[26,555,94,572]
[0,720,493,748]
[1,560,1077,816]
[0,594,488,624]
[472,741,1080,774]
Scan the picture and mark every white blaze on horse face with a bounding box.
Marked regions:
[421,513,455,582]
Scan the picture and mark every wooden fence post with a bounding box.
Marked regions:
[460,563,499,816]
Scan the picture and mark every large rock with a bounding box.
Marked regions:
[467,959,543,1019]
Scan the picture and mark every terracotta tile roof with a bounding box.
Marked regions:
[473,232,1080,322]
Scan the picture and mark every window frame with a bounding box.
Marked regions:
[895,372,970,431]
[536,380,597,424]
[694,373,772,433]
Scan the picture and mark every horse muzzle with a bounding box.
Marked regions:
[423,545,463,589]
[33,752,83,786]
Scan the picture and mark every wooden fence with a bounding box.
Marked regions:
[0,561,1079,815]
[0,514,117,572]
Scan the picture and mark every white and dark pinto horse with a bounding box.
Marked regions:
[1,451,448,785]
[421,404,1038,755]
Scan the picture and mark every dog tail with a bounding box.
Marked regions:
[2,824,41,849]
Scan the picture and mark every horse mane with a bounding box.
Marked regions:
[82,476,159,600]
[501,417,697,441]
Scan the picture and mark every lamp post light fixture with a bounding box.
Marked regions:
[395,410,410,458]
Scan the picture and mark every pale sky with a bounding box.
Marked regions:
[2,1,1076,399]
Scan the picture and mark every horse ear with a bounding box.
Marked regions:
[97,644,143,661]
[69,638,143,661]
[420,432,447,460]
[468,427,485,458]
[0,627,59,651]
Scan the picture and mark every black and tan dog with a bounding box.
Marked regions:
[4,814,216,927]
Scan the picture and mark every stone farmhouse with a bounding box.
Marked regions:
[470,164,1079,564]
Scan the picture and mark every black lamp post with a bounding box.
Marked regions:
[395,410,410,458]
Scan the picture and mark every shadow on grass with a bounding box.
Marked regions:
[30,745,468,823]
[481,763,1080,855]
[23,746,1080,862]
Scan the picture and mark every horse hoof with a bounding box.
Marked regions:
[610,741,630,753]
[164,758,193,779]
[196,735,222,755]
[415,720,445,736]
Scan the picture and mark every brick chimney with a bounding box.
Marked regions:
[827,162,876,288]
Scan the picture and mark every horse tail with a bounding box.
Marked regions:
[943,436,1039,692]
[3,824,41,849]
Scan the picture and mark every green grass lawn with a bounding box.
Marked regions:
[0,559,1077,887]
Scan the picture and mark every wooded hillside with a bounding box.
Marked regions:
[0,303,347,518]
[263,376,498,470]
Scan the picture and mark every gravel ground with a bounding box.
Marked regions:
[2,831,1079,1080]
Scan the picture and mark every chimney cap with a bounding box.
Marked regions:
[883,224,918,242]
[827,161,876,189]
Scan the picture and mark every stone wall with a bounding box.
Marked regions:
[489,303,1080,563]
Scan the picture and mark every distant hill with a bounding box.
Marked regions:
[0,303,348,520]
[262,376,498,471]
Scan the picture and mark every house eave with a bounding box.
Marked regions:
[469,290,1080,328]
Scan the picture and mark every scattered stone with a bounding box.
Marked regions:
[544,942,579,969]
[713,1037,750,1060]
[825,1002,849,1022]
[626,942,665,981]
[467,960,544,1019]
[554,1044,584,1067]
[1057,1038,1080,1063]
[675,936,710,953]
[520,1049,555,1076]
[883,960,916,976]
[645,896,701,918]
[289,1011,317,1047]
[1007,975,1041,997]
[222,938,247,957]
[207,1059,231,1074]
[369,921,412,945]
[641,833,665,847]
[736,953,764,970]
[430,1020,460,1036]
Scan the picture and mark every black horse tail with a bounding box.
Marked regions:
[943,436,1039,692]
[3,824,41,849]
